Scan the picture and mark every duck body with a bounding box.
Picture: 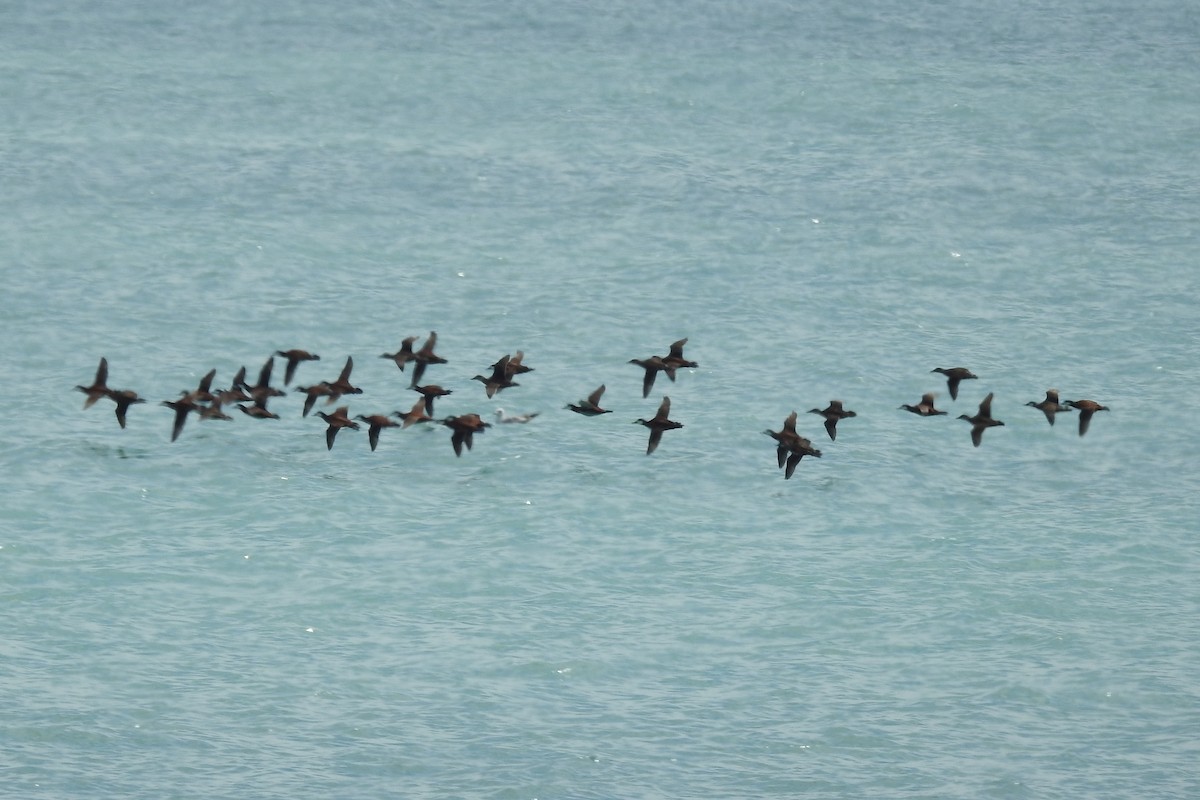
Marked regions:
[567,385,611,416]
[629,355,668,399]
[238,400,279,420]
[635,396,683,455]
[1026,389,1071,426]
[324,356,363,404]
[75,357,110,408]
[105,388,145,428]
[247,358,286,404]
[381,336,418,371]
[957,392,1005,447]
[441,413,490,456]
[295,383,333,417]
[274,349,320,385]
[661,338,697,380]
[931,367,978,401]
[1066,399,1109,436]
[473,355,519,398]
[394,398,434,428]
[356,413,399,451]
[316,406,359,450]
[410,331,447,387]
[411,384,452,417]
[763,411,822,478]
[808,400,857,441]
[161,397,199,442]
[900,393,947,417]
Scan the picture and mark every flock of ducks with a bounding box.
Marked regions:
[74,335,1110,478]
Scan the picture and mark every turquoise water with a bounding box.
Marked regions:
[3,2,1199,797]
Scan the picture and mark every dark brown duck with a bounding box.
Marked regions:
[957,392,1004,447]
[409,331,447,388]
[274,349,320,386]
[104,388,145,429]
[567,384,612,416]
[629,355,668,399]
[411,384,453,417]
[1026,389,1071,426]
[161,397,199,442]
[763,411,822,479]
[75,357,110,408]
[380,336,419,372]
[356,413,400,451]
[295,382,334,417]
[661,337,697,381]
[441,413,490,457]
[635,396,683,455]
[1065,399,1109,437]
[900,393,947,417]
[808,400,857,441]
[394,398,435,428]
[473,354,519,398]
[931,367,978,401]
[323,357,363,404]
[246,357,286,404]
[316,405,359,450]
[238,398,280,421]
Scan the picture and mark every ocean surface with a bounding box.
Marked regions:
[3,1,1199,797]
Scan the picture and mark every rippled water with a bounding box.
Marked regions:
[3,1,1199,797]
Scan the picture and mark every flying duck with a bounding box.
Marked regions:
[931,367,978,401]
[957,392,1004,447]
[635,396,683,455]
[808,400,857,441]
